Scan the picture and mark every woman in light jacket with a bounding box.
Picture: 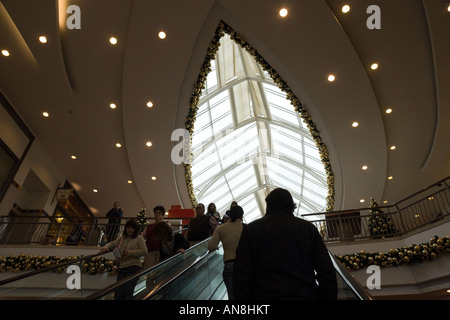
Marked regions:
[208,205,244,300]
[100,219,147,300]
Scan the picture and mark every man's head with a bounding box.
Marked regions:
[265,188,296,213]
[153,205,166,222]
[195,203,205,216]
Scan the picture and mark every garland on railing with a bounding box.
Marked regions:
[0,254,118,275]
[1,236,448,275]
[336,235,450,271]
[183,20,335,211]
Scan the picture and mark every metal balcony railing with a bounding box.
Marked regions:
[0,216,187,247]
[0,176,448,245]
[303,176,450,242]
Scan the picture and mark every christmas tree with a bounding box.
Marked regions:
[368,198,396,238]
[137,208,147,232]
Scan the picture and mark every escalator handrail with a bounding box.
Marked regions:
[0,228,189,289]
[0,251,108,286]
[89,248,372,300]
[86,238,213,300]
[328,251,372,300]
[142,249,367,300]
[140,249,217,300]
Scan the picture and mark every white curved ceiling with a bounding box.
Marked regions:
[0,0,448,218]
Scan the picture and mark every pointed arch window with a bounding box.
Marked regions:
[185,22,334,223]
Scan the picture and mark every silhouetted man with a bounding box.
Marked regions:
[233,188,337,300]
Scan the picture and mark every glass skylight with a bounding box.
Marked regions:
[189,33,330,223]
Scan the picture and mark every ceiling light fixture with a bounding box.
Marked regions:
[109,37,118,45]
[352,122,359,128]
[362,165,368,170]
[385,108,393,114]
[39,36,47,43]
[71,155,77,160]
[115,143,122,148]
[42,112,49,117]
[110,103,117,109]
[127,180,133,184]
[390,145,396,150]
[1,50,10,56]
[328,74,336,82]
[93,189,98,193]
[151,176,157,181]
[388,176,394,180]
[360,199,365,203]
[146,101,154,108]
[146,141,152,147]
[158,31,166,39]
[279,8,288,17]
[371,63,378,70]
[342,5,350,13]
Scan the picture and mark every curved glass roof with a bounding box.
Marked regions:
[189,34,329,223]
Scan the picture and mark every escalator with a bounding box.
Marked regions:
[88,238,228,300]
[0,237,370,300]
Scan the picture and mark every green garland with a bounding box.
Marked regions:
[0,254,118,275]
[2,236,448,275]
[336,235,450,271]
[184,20,335,211]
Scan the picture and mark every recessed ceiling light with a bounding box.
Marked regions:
[39,36,47,43]
[146,141,152,147]
[385,108,392,114]
[352,122,359,127]
[110,103,117,109]
[328,74,336,82]
[71,155,77,160]
[127,180,133,184]
[93,189,98,193]
[158,31,166,39]
[342,5,350,13]
[146,101,154,108]
[1,50,10,56]
[362,165,368,170]
[388,176,394,180]
[279,8,288,17]
[448,5,450,12]
[371,63,379,70]
[390,145,396,150]
[42,112,49,117]
[383,200,388,204]
[360,199,365,203]
[151,176,157,181]
[109,37,118,45]
[115,143,122,148]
